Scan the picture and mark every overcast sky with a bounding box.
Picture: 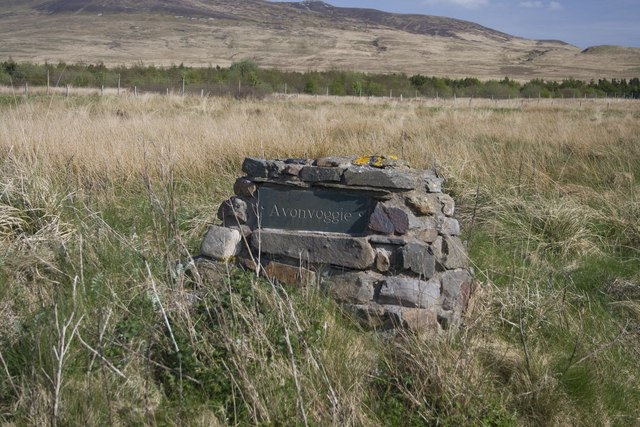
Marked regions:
[279,0,640,48]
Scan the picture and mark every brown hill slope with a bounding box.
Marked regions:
[283,0,515,40]
[0,0,638,80]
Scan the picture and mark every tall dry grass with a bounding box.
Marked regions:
[2,93,637,250]
[1,93,637,183]
[0,92,638,425]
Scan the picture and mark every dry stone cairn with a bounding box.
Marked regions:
[198,155,474,334]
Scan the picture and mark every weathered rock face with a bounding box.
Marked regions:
[378,276,440,308]
[200,225,242,260]
[198,156,475,334]
[401,242,436,278]
[251,229,375,270]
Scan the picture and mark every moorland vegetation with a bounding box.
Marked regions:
[0,92,638,426]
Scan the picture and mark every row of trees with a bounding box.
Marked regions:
[2,59,639,99]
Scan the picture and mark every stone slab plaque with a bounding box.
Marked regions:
[257,185,374,234]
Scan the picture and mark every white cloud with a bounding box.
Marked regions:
[421,0,489,9]
[548,1,563,11]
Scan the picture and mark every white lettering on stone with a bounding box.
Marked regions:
[267,203,357,225]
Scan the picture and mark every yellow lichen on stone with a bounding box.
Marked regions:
[353,155,400,168]
[353,155,372,166]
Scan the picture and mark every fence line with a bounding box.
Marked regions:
[1,83,639,108]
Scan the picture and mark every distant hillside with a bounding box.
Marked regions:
[283,0,515,40]
[0,0,638,80]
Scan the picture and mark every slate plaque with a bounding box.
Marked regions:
[257,185,374,235]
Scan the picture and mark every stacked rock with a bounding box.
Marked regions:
[199,155,474,334]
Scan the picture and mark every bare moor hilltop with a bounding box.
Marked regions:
[1,0,639,80]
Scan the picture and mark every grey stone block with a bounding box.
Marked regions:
[386,206,409,234]
[313,182,393,199]
[251,229,375,269]
[322,271,382,303]
[415,228,439,243]
[431,236,444,262]
[368,203,394,235]
[368,235,407,245]
[251,177,309,188]
[442,236,469,269]
[406,193,454,217]
[343,167,418,190]
[437,216,460,236]
[299,166,343,182]
[234,178,257,198]
[384,305,440,335]
[242,157,269,178]
[227,224,252,238]
[441,269,473,310]
[368,204,409,235]
[432,236,468,270]
[201,225,243,260]
[406,193,442,216]
[374,248,391,272]
[217,196,249,225]
[284,164,304,176]
[437,194,456,216]
[408,211,437,230]
[378,276,441,308]
[424,171,444,193]
[268,160,286,178]
[401,242,436,278]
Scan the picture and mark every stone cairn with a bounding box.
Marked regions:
[197,155,474,334]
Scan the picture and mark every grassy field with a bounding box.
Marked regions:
[0,92,638,426]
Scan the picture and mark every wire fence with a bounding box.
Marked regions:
[2,62,639,100]
[2,73,640,102]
